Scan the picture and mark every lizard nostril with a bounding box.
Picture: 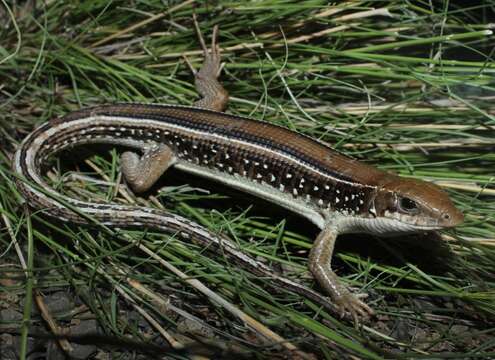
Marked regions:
[443,213,451,220]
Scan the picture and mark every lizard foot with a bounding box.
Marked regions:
[193,16,223,79]
[189,14,228,112]
[334,290,374,325]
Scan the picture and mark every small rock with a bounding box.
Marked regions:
[70,319,98,336]
[45,341,66,360]
[450,325,474,347]
[0,333,17,360]
[70,343,97,360]
[0,308,23,323]
[390,318,410,341]
[413,298,436,312]
[177,318,214,338]
[68,319,98,360]
[127,310,149,328]
[44,292,75,319]
[450,324,469,333]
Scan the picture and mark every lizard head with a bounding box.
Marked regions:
[366,175,464,233]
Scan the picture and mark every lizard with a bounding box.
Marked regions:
[12,20,464,322]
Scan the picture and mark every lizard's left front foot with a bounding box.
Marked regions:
[334,289,374,325]
[310,261,374,324]
[310,227,375,324]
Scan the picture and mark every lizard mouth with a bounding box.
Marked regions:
[390,211,462,232]
[408,224,443,231]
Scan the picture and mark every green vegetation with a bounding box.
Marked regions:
[1,1,494,359]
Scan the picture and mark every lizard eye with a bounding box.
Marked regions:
[399,197,418,213]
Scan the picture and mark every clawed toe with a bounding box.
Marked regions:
[190,14,229,112]
[335,291,374,325]
[191,15,223,80]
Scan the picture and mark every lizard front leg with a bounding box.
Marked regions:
[309,225,374,323]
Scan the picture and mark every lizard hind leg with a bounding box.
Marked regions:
[189,15,229,111]
[121,144,176,193]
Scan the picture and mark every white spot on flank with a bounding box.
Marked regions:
[336,189,340,194]
[324,185,330,190]
[225,153,230,159]
[244,159,250,164]
[313,186,319,191]
[336,197,340,204]
[318,199,324,205]
[279,184,285,191]
[256,173,262,179]
[345,196,349,201]
[270,174,276,182]
[351,194,355,200]
[263,164,268,169]
[228,166,233,172]
[293,188,298,196]
[359,199,364,205]
[286,173,292,179]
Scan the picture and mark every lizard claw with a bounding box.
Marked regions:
[190,14,229,112]
[192,15,223,80]
[334,290,374,326]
